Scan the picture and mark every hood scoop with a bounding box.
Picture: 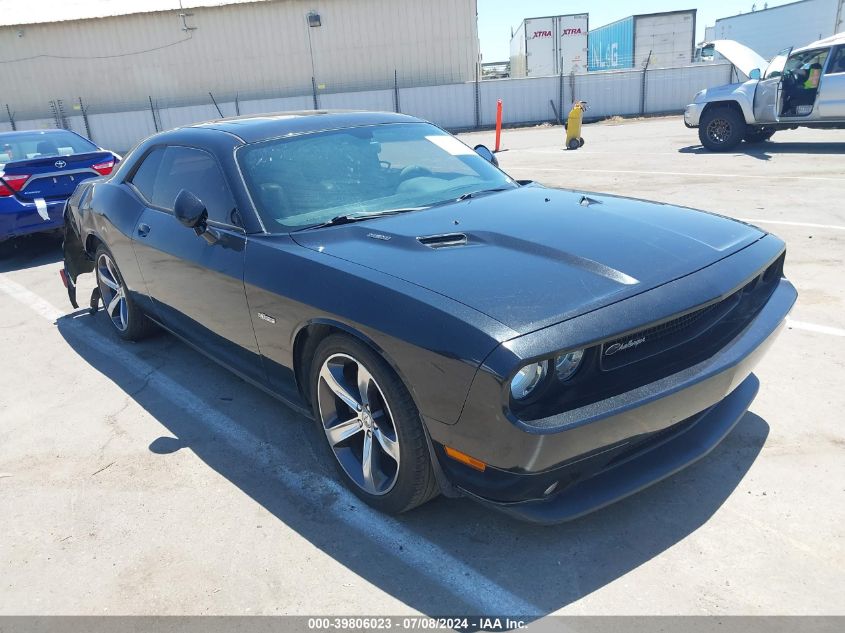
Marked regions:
[417,233,468,249]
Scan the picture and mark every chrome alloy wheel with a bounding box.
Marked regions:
[96,252,128,332]
[706,117,732,145]
[317,353,401,495]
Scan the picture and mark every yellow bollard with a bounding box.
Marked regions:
[565,101,588,150]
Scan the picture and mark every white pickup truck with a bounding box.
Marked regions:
[685,33,845,150]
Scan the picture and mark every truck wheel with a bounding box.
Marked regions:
[699,107,745,151]
[578,137,585,147]
[744,127,776,144]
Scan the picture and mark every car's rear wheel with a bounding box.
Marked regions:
[310,334,438,514]
[699,107,745,151]
[94,245,155,341]
[744,127,776,144]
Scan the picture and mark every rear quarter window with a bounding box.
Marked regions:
[129,148,165,202]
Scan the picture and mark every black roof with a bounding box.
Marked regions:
[192,110,423,143]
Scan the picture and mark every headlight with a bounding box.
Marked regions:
[555,350,584,381]
[510,361,548,400]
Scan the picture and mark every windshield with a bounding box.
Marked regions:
[764,47,791,79]
[0,130,98,165]
[237,122,515,230]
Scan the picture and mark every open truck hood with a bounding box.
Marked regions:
[705,40,769,76]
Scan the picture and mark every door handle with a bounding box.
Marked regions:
[137,223,151,238]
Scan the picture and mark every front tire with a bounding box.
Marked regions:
[699,106,745,151]
[94,245,155,341]
[310,334,439,514]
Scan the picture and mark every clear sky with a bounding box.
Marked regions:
[477,0,796,61]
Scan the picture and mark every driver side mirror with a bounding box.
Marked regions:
[174,189,218,245]
[749,68,761,80]
[473,144,499,168]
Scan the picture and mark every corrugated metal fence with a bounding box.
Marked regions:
[0,63,732,152]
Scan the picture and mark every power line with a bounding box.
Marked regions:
[0,32,193,64]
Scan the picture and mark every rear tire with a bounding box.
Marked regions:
[310,334,439,514]
[94,245,155,341]
[699,106,745,151]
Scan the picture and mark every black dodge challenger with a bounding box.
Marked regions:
[61,111,797,523]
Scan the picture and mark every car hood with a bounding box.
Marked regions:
[291,187,764,335]
[706,39,769,76]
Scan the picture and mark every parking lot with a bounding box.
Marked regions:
[1,115,843,617]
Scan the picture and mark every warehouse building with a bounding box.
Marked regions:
[588,10,697,71]
[0,0,480,117]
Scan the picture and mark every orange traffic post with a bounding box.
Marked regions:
[494,99,503,152]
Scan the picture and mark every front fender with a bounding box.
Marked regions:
[698,80,758,124]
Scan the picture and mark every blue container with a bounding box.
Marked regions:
[588,16,634,71]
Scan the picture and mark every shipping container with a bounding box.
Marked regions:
[509,13,589,78]
[708,0,843,60]
[588,10,697,71]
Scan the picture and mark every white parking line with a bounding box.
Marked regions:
[738,219,845,232]
[787,318,845,338]
[0,273,540,616]
[507,166,843,182]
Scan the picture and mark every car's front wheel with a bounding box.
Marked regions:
[94,245,155,341]
[699,107,746,151]
[310,334,439,514]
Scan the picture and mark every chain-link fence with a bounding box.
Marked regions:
[1,63,734,153]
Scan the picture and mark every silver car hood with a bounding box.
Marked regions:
[708,40,769,76]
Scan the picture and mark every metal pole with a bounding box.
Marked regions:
[209,91,223,117]
[393,69,400,113]
[235,93,240,116]
[78,97,92,139]
[149,96,159,132]
[311,77,319,110]
[640,50,652,115]
[5,104,16,131]
[49,100,60,129]
[558,70,564,125]
[474,65,480,129]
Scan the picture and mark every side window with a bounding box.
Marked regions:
[151,146,238,226]
[128,147,165,202]
[825,46,845,75]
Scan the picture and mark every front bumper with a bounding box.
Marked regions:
[427,276,796,522]
[684,102,703,128]
[0,198,65,241]
[473,373,759,524]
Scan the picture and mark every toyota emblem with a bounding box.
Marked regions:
[55,160,67,168]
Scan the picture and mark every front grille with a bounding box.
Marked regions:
[600,292,740,370]
[513,253,785,422]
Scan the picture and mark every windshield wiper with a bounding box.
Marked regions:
[296,206,428,231]
[456,186,514,202]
